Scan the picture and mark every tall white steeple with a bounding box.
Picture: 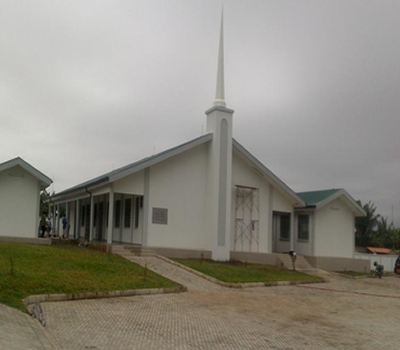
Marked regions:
[214,9,226,107]
[205,8,234,261]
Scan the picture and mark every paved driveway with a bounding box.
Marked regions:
[41,259,400,350]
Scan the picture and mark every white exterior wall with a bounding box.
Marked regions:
[230,151,296,254]
[354,253,398,272]
[294,212,314,256]
[314,197,355,258]
[146,144,208,250]
[273,188,295,253]
[0,165,41,238]
[231,152,271,253]
[114,171,145,195]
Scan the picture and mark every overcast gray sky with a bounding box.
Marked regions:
[1,0,399,225]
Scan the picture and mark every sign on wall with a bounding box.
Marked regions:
[152,208,168,225]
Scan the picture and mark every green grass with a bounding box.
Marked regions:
[173,259,320,283]
[0,243,176,311]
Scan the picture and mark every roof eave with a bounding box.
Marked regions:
[315,189,366,216]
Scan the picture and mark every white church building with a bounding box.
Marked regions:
[51,16,365,261]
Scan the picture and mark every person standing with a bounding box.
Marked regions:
[40,217,46,238]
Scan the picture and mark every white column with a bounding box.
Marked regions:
[290,209,295,251]
[120,194,124,242]
[107,186,114,244]
[66,202,69,237]
[56,204,60,236]
[206,106,233,261]
[53,205,56,236]
[142,169,150,246]
[89,196,94,242]
[75,200,80,239]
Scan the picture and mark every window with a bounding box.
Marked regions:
[115,200,121,228]
[280,214,290,240]
[298,215,309,241]
[124,199,132,228]
[81,205,85,227]
[135,197,140,228]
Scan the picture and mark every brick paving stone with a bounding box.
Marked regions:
[0,303,57,350]
[40,259,400,350]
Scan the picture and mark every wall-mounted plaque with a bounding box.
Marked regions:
[152,208,168,225]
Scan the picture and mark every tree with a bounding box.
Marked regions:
[355,201,380,247]
[39,190,52,222]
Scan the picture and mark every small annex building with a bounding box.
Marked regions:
[293,189,365,258]
[51,16,365,261]
[0,157,52,238]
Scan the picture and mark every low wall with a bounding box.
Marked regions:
[150,246,212,259]
[0,236,52,245]
[354,253,399,272]
[305,255,370,273]
[230,251,280,266]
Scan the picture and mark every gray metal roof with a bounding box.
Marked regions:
[53,134,307,207]
[0,157,52,188]
[53,133,213,199]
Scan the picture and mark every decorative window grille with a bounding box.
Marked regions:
[115,200,121,228]
[124,199,132,228]
[280,215,290,240]
[298,215,309,240]
[234,185,260,252]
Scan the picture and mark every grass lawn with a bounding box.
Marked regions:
[0,243,176,311]
[173,259,320,284]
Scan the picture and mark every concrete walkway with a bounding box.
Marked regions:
[0,304,56,350]
[126,256,224,291]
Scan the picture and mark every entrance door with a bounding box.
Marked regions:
[272,212,291,253]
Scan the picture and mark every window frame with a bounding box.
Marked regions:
[297,214,310,241]
[279,214,291,241]
[124,198,132,228]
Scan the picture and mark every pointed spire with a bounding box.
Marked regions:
[214,8,226,108]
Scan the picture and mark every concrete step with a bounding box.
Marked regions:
[113,245,157,257]
[276,254,313,270]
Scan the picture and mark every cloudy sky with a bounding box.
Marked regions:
[1,0,399,225]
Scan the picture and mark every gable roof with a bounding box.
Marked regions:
[233,139,305,206]
[53,133,213,199]
[0,157,52,188]
[53,134,307,206]
[297,189,340,206]
[297,189,366,216]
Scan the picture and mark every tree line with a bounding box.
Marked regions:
[356,201,400,250]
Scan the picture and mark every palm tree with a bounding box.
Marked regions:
[355,201,380,247]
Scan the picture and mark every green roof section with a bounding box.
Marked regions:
[296,189,341,207]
